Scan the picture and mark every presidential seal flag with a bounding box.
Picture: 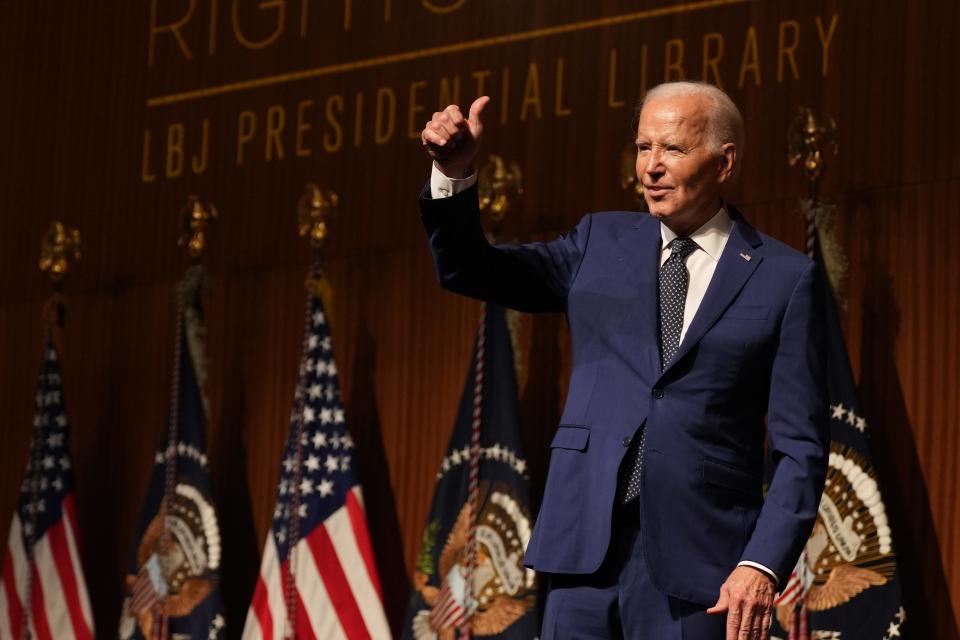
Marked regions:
[402,305,538,640]
[1,333,94,640]
[770,201,907,640]
[119,267,226,640]
[241,279,390,640]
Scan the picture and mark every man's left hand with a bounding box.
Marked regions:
[706,565,775,640]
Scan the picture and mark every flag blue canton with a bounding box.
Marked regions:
[271,295,357,562]
[18,336,75,552]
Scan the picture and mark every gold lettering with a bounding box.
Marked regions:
[738,27,762,88]
[265,105,286,160]
[608,49,625,108]
[237,110,257,165]
[166,123,185,178]
[324,95,344,152]
[816,14,839,76]
[520,62,542,121]
[142,129,157,183]
[409,80,428,139]
[438,76,461,108]
[232,0,285,50]
[191,119,210,174]
[344,0,352,30]
[778,20,800,82]
[472,70,491,97]
[555,58,572,117]
[296,99,315,157]
[148,0,196,66]
[354,91,364,147]
[375,87,396,144]
[500,66,510,125]
[702,33,724,87]
[664,38,685,81]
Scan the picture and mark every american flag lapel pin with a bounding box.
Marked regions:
[739,252,752,262]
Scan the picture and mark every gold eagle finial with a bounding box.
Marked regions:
[178,195,217,261]
[39,221,81,284]
[298,183,339,251]
[478,155,523,240]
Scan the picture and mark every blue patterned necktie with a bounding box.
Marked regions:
[657,237,699,369]
[617,236,699,505]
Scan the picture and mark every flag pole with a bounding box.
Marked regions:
[781,108,838,640]
[21,222,81,640]
[282,183,339,640]
[459,156,524,639]
[153,196,216,640]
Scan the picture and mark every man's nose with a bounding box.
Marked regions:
[644,148,665,174]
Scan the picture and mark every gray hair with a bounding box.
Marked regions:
[636,81,744,178]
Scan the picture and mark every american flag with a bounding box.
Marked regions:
[1,335,94,640]
[242,292,391,640]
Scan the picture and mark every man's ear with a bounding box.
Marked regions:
[718,143,737,183]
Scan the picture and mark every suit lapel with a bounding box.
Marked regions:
[658,212,763,380]
[614,216,662,379]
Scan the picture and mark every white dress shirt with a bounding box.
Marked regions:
[658,208,732,345]
[430,164,778,584]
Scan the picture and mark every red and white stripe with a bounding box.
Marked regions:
[1,495,94,640]
[429,583,467,631]
[775,549,813,609]
[242,487,391,640]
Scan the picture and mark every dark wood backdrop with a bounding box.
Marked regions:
[1,0,958,636]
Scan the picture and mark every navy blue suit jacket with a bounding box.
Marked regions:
[420,184,829,606]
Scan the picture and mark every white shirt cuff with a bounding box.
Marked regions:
[737,561,778,584]
[430,163,477,199]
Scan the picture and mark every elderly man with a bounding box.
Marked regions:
[419,81,829,640]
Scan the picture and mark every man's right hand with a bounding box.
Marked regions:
[421,96,490,179]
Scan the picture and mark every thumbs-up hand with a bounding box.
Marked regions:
[421,96,490,179]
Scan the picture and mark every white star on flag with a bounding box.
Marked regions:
[318,478,334,497]
[325,455,340,473]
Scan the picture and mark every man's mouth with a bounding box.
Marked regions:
[645,185,672,196]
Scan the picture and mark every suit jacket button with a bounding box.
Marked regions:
[652,388,664,399]
[622,436,631,447]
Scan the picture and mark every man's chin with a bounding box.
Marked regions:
[645,204,673,219]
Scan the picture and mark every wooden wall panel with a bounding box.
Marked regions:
[1,0,959,637]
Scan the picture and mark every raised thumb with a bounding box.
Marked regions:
[467,96,491,133]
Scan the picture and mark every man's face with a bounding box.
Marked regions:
[635,95,732,232]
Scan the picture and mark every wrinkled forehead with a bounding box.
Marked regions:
[636,95,711,139]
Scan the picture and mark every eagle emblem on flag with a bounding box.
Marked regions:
[775,441,897,630]
[411,483,536,639]
[121,483,222,637]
